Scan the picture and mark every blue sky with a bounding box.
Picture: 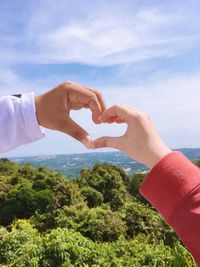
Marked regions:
[1,0,200,157]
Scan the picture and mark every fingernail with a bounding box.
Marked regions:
[81,135,92,149]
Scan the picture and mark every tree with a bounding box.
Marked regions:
[0,159,18,176]
[123,201,175,245]
[51,181,84,209]
[18,163,36,180]
[0,159,197,266]
[0,220,43,266]
[127,173,149,204]
[78,163,129,210]
[56,205,126,242]
[0,184,53,225]
[81,186,103,208]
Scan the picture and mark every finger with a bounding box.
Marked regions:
[88,95,103,124]
[107,116,125,123]
[65,82,105,124]
[84,86,106,124]
[74,104,90,110]
[73,86,103,123]
[59,117,92,147]
[86,87,107,113]
[91,136,122,149]
[65,82,102,110]
[81,135,93,149]
[71,103,84,110]
[70,91,102,124]
[99,104,138,123]
[114,117,126,123]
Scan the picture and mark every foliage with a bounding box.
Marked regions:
[0,159,197,266]
[0,184,53,225]
[0,158,18,176]
[56,205,126,242]
[77,163,130,211]
[0,220,44,267]
[80,186,103,208]
[0,220,196,267]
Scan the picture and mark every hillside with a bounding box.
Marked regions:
[9,148,200,178]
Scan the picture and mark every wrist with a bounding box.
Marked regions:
[145,146,172,169]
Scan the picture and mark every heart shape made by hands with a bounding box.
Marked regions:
[71,109,126,149]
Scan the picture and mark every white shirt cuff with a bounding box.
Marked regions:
[21,92,45,141]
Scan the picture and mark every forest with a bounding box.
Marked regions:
[0,158,199,267]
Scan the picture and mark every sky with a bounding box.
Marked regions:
[0,0,200,157]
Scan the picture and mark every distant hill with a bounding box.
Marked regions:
[8,148,200,178]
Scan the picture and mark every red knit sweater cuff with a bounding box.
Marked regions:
[140,151,200,222]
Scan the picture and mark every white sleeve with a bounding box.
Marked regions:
[0,92,45,153]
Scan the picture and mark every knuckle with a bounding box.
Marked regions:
[144,112,151,120]
[116,104,127,110]
[98,90,103,96]
[68,128,81,140]
[63,81,73,87]
[74,131,83,141]
[100,138,108,147]
[113,104,121,109]
[132,111,143,120]
[90,93,98,102]
[90,87,101,95]
[135,111,150,121]
[95,89,102,97]
[141,112,151,120]
[103,138,108,147]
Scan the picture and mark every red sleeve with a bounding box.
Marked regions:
[140,151,200,265]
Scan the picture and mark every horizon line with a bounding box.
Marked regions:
[3,147,200,159]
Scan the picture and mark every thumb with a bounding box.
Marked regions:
[91,136,122,149]
[60,117,92,148]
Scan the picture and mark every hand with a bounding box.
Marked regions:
[91,104,171,169]
[34,81,106,148]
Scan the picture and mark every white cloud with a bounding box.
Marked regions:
[0,67,55,96]
[0,68,27,95]
[0,1,200,66]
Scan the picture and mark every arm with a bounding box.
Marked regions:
[0,82,106,153]
[140,151,200,264]
[92,104,200,265]
[0,93,45,153]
